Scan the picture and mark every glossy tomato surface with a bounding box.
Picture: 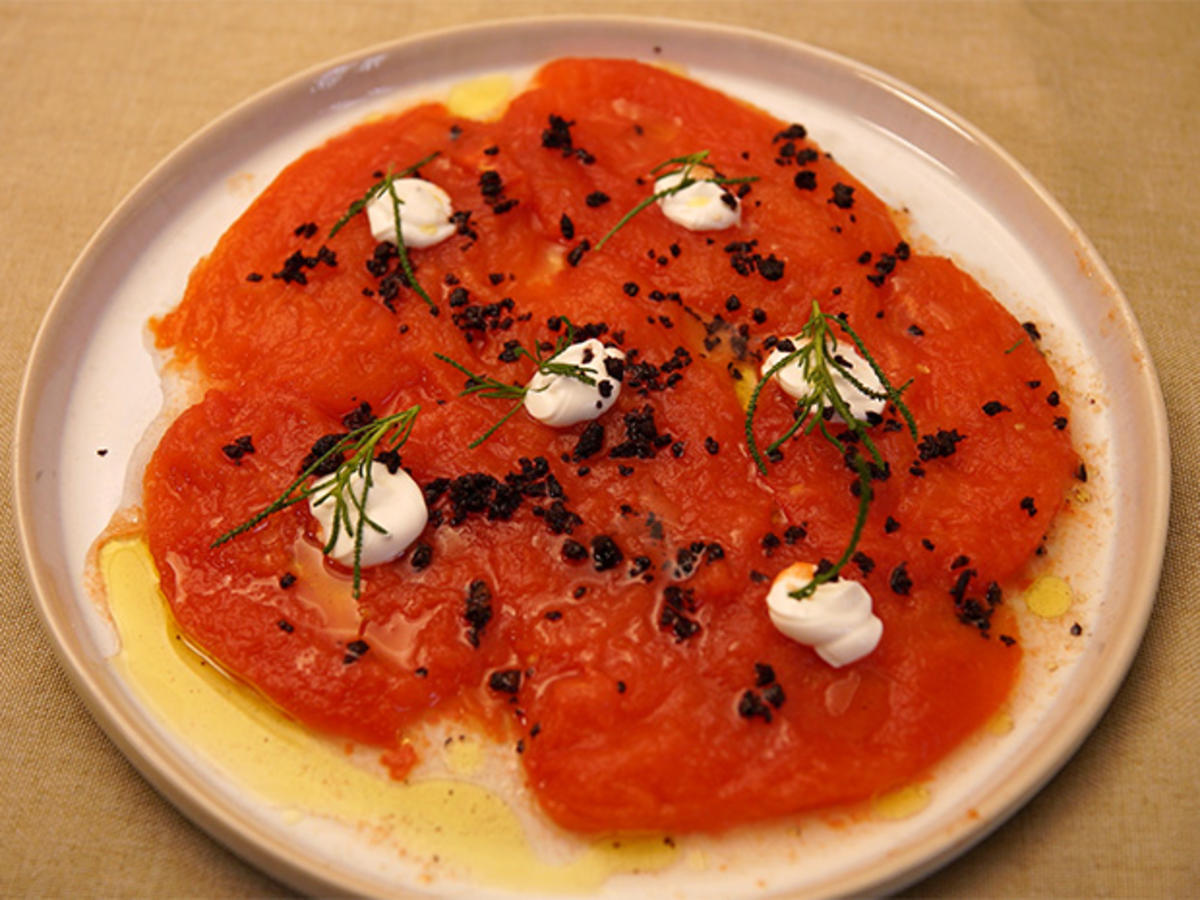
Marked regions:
[144,59,1077,832]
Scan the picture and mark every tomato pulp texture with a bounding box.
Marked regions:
[145,59,1077,832]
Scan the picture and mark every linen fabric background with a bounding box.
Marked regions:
[2,1,1196,897]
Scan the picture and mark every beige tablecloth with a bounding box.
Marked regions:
[2,2,1197,896]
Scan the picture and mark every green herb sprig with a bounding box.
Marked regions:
[594,151,758,251]
[211,406,421,598]
[745,301,918,599]
[435,319,598,448]
[328,151,441,312]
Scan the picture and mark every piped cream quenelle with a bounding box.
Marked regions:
[366,178,456,248]
[523,339,625,427]
[766,562,883,668]
[654,170,741,231]
[760,340,886,424]
[309,461,428,567]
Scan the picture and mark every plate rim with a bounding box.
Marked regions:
[12,13,1171,899]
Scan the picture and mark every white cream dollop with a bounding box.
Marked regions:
[766,562,883,668]
[365,178,456,248]
[761,338,886,423]
[310,461,427,568]
[523,339,625,428]
[654,170,741,232]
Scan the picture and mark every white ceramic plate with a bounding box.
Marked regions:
[13,16,1168,899]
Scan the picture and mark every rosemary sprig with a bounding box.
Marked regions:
[383,179,436,312]
[211,406,421,598]
[594,151,758,250]
[327,151,440,312]
[433,355,527,447]
[745,300,918,599]
[434,319,598,447]
[328,152,440,238]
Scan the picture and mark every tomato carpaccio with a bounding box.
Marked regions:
[143,59,1078,833]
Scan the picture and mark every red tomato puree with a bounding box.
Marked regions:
[144,59,1078,833]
